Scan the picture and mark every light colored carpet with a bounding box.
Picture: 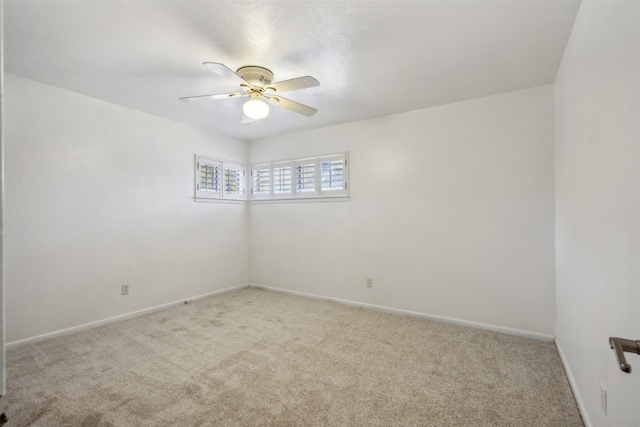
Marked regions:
[7,288,583,426]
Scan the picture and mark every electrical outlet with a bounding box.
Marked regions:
[601,383,607,415]
[366,278,373,288]
[122,284,130,296]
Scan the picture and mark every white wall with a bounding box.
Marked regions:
[249,85,556,337]
[0,0,6,399]
[554,1,640,426]
[4,74,249,343]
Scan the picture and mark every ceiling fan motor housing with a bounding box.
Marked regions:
[236,66,274,87]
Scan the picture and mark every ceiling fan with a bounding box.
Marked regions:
[180,62,320,123]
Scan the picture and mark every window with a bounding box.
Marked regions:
[272,162,293,197]
[249,152,348,201]
[196,157,222,199]
[195,155,246,201]
[295,160,318,196]
[196,153,346,202]
[223,161,246,200]
[251,164,271,200]
[319,154,348,197]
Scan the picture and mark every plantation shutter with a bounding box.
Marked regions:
[272,161,293,198]
[251,164,271,199]
[195,156,222,199]
[319,154,348,197]
[295,159,318,197]
[244,153,348,201]
[223,161,246,200]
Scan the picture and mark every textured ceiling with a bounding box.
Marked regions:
[4,1,580,141]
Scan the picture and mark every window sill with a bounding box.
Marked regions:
[194,197,247,204]
[249,196,350,204]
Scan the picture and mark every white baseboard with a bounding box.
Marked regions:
[9,282,556,350]
[248,283,555,342]
[6,283,249,350]
[555,337,591,427]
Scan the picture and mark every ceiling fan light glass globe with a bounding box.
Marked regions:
[243,98,269,120]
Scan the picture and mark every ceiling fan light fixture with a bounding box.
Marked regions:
[243,94,269,120]
[182,62,319,122]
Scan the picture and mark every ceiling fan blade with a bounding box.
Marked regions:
[179,93,246,102]
[267,96,317,117]
[203,62,249,87]
[240,112,255,124]
[265,76,319,94]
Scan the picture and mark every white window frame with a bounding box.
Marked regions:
[195,155,246,202]
[249,152,349,202]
